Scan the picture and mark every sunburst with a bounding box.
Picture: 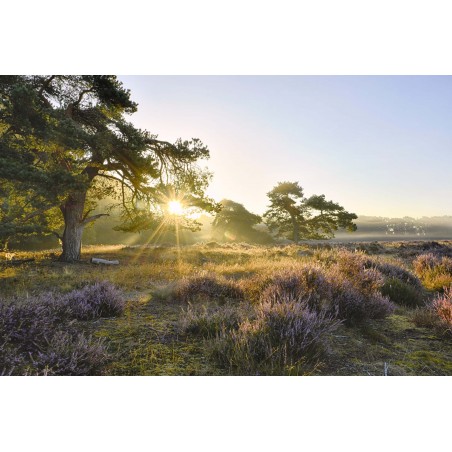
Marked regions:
[168,200,184,215]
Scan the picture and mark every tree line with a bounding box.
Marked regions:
[0,76,357,260]
[213,182,357,244]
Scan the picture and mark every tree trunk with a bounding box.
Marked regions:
[59,192,87,262]
[291,214,300,244]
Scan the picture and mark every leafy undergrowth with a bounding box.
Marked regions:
[2,240,452,375]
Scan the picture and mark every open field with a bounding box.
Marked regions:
[2,240,452,376]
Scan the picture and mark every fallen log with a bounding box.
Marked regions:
[90,257,120,265]
[7,258,35,266]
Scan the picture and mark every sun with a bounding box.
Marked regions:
[168,200,184,215]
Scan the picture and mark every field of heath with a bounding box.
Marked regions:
[1,240,452,376]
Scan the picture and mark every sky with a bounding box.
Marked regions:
[118,76,452,219]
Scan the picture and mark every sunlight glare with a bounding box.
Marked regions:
[168,200,184,215]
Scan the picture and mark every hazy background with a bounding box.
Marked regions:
[118,75,452,219]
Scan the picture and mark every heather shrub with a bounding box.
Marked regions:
[411,307,439,329]
[431,287,452,327]
[179,302,254,338]
[380,278,424,308]
[61,281,126,320]
[257,264,394,324]
[373,262,423,291]
[258,267,335,316]
[0,299,59,354]
[327,275,395,323]
[172,273,244,303]
[211,298,339,375]
[332,252,385,295]
[413,254,452,291]
[413,253,442,274]
[27,332,109,376]
[238,273,275,303]
[0,298,110,376]
[0,281,123,375]
[411,288,452,337]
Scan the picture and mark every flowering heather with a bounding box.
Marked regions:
[172,273,244,303]
[413,287,452,337]
[28,332,109,376]
[0,297,63,353]
[329,277,395,323]
[0,298,110,375]
[179,302,254,338]
[259,266,331,309]
[413,253,442,274]
[255,263,394,324]
[373,262,423,291]
[212,298,340,375]
[61,281,126,320]
[0,281,124,376]
[431,287,452,327]
[330,251,384,295]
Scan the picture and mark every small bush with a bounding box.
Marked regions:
[413,253,440,274]
[329,277,395,323]
[0,298,110,376]
[211,298,339,375]
[380,278,424,308]
[422,273,452,292]
[179,302,253,338]
[0,281,124,375]
[0,299,60,354]
[431,287,452,326]
[238,273,275,303]
[241,263,394,324]
[61,281,126,320]
[374,262,423,291]
[259,267,331,309]
[172,273,244,303]
[412,287,452,337]
[28,332,109,376]
[413,253,452,291]
[411,308,439,329]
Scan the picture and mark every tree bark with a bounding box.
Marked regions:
[291,214,300,244]
[59,191,87,262]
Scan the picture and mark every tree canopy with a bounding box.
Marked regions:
[263,181,357,242]
[212,199,271,243]
[0,76,217,259]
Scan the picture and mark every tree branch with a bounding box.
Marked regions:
[82,208,94,222]
[38,75,56,96]
[82,213,109,225]
[50,230,63,241]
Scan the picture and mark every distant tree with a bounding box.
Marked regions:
[0,76,217,260]
[263,181,357,242]
[212,199,272,243]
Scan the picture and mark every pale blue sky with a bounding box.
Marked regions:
[118,76,452,218]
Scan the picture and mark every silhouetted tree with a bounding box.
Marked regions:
[0,76,217,260]
[212,199,273,243]
[263,181,357,242]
